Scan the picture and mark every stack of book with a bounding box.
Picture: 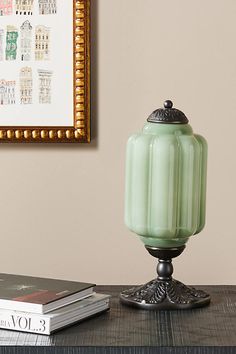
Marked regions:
[0,273,110,335]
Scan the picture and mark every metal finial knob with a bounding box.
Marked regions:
[147,100,189,124]
[164,100,173,109]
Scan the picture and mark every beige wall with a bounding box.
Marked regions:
[1,0,235,285]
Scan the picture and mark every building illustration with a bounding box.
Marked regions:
[38,69,52,104]
[0,79,16,105]
[20,67,32,104]
[15,0,34,15]
[0,0,13,16]
[20,21,32,61]
[35,25,50,61]
[0,29,4,61]
[6,26,18,61]
[38,0,56,15]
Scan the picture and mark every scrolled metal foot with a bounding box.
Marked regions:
[120,279,210,310]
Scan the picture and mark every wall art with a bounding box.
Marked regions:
[0,0,90,143]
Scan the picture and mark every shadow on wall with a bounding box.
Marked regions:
[0,0,99,151]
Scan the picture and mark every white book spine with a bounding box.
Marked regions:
[0,312,51,335]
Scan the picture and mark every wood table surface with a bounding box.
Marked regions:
[0,285,235,354]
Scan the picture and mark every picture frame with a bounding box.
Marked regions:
[0,0,90,143]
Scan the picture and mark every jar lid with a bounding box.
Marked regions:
[147,100,189,124]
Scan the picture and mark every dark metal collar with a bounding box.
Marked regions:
[147,100,189,124]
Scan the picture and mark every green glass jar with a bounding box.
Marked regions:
[125,100,207,249]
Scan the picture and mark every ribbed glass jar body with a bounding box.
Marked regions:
[125,122,207,248]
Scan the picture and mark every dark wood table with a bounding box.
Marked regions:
[0,285,235,354]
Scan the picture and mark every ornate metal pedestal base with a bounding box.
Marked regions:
[120,246,211,310]
[120,278,210,310]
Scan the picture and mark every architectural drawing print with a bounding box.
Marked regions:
[0,0,13,16]
[20,67,33,104]
[35,25,50,61]
[6,26,18,61]
[15,0,34,15]
[0,29,4,61]
[38,69,52,104]
[0,79,16,105]
[20,21,32,61]
[38,0,56,15]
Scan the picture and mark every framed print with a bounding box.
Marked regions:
[0,0,90,143]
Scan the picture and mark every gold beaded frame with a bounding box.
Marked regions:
[0,0,90,143]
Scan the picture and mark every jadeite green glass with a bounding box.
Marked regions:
[125,122,207,248]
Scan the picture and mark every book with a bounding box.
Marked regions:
[0,273,95,314]
[0,293,110,335]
